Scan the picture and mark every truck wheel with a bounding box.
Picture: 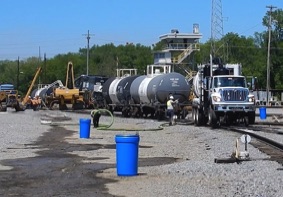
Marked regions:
[244,116,249,126]
[208,108,219,128]
[195,108,203,126]
[192,108,195,122]
[248,111,255,124]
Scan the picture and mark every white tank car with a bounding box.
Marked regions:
[108,78,123,104]
[138,77,154,104]
[192,71,201,98]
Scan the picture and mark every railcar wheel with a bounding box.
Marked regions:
[155,110,164,120]
[181,108,188,119]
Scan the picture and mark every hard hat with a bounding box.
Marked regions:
[169,95,174,100]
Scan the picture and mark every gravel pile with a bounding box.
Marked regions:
[0,108,283,196]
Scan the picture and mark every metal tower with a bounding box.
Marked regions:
[211,0,224,59]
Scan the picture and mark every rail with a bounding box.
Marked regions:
[215,125,283,165]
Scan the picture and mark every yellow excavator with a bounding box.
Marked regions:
[0,83,21,112]
[45,61,89,110]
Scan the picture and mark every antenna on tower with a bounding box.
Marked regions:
[211,0,225,60]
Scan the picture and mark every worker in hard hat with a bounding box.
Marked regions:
[91,108,101,128]
[166,95,178,126]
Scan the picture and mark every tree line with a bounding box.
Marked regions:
[0,9,282,96]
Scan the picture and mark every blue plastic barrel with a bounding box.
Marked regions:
[79,118,91,138]
[259,107,266,120]
[115,134,140,176]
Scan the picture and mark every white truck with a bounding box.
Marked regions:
[192,57,256,127]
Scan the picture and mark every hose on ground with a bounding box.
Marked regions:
[42,109,194,131]
[91,108,114,130]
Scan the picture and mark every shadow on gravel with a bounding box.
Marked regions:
[0,126,180,196]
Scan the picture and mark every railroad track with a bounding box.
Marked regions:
[221,125,283,167]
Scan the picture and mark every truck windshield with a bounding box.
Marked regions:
[213,77,246,88]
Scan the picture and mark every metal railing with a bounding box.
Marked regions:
[163,43,199,50]
[172,43,200,64]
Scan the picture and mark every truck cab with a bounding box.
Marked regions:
[209,75,255,124]
[192,58,256,127]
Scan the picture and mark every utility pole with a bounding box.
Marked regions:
[17,56,19,90]
[83,30,94,75]
[266,5,277,105]
[44,53,47,84]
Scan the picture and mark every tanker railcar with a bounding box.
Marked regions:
[102,75,140,116]
[102,71,191,119]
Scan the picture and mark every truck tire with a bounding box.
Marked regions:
[192,108,195,122]
[208,108,219,128]
[248,111,255,124]
[244,116,249,127]
[195,108,203,126]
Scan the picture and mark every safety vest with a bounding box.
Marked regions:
[167,100,173,110]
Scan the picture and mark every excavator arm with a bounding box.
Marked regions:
[65,61,75,89]
[22,67,42,106]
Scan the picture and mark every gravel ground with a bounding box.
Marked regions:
[0,108,283,196]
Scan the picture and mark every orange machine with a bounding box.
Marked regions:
[30,96,42,111]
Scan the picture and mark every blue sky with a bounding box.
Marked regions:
[0,0,281,60]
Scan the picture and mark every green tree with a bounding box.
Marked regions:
[262,8,283,89]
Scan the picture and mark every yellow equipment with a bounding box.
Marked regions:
[0,91,7,111]
[46,61,87,110]
[0,83,22,111]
